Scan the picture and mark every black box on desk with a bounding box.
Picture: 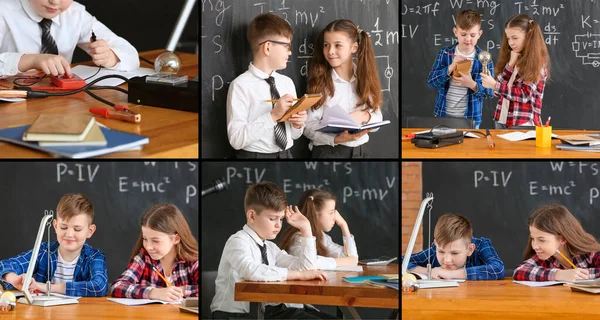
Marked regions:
[127,76,198,113]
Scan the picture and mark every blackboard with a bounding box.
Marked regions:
[401,1,600,129]
[422,161,600,271]
[0,161,198,286]
[201,161,399,271]
[201,0,399,158]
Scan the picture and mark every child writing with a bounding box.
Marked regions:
[481,14,550,128]
[210,182,337,319]
[305,19,383,159]
[0,193,108,296]
[513,204,600,282]
[0,0,139,77]
[110,203,198,301]
[402,213,505,280]
[279,188,358,269]
[227,13,307,159]
[427,9,494,129]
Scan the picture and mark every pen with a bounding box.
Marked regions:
[265,98,301,103]
[91,30,96,43]
[34,289,39,296]
[556,249,578,269]
[153,266,172,287]
[486,128,495,149]
[545,116,551,127]
[444,52,474,60]
[89,107,141,123]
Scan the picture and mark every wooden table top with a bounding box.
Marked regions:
[402,278,600,319]
[234,264,399,309]
[402,128,600,159]
[2,297,195,319]
[0,50,198,158]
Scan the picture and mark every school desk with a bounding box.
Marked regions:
[403,128,600,159]
[0,50,198,158]
[402,278,600,319]
[235,264,399,314]
[2,297,195,319]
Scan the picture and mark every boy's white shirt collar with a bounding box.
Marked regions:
[243,224,266,246]
[331,62,357,84]
[21,0,62,25]
[248,62,278,80]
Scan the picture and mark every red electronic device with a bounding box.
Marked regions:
[50,74,86,89]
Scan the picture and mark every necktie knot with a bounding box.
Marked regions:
[39,18,52,30]
[265,76,276,86]
[39,18,58,55]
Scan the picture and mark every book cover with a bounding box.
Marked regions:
[38,123,107,147]
[277,93,322,122]
[342,275,386,283]
[22,114,95,142]
[0,124,148,158]
[315,105,390,134]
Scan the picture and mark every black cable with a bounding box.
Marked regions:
[84,89,115,107]
[88,86,128,94]
[139,57,154,66]
[83,66,102,81]
[41,74,130,97]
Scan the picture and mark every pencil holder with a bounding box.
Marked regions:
[535,126,552,148]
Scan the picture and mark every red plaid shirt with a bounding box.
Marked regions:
[110,247,198,298]
[493,64,547,127]
[513,252,600,281]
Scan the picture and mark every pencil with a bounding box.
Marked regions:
[265,98,301,102]
[556,249,578,269]
[153,266,172,286]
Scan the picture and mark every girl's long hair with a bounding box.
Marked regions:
[495,14,551,83]
[279,189,336,256]
[130,203,198,261]
[307,19,382,112]
[523,204,600,260]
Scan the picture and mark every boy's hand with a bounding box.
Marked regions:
[333,129,372,144]
[480,72,497,89]
[288,110,306,129]
[430,267,452,279]
[452,72,476,90]
[285,205,311,236]
[148,286,184,302]
[509,51,521,67]
[5,273,36,292]
[270,94,295,121]
[299,270,328,281]
[89,40,119,68]
[555,268,590,282]
[448,55,468,75]
[19,54,72,77]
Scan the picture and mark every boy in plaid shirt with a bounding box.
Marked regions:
[0,193,108,296]
[402,213,505,280]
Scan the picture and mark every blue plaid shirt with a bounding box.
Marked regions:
[0,242,108,296]
[427,44,495,128]
[402,236,505,280]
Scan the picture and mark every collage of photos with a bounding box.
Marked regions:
[402,2,600,319]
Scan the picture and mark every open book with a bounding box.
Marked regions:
[497,130,558,142]
[277,93,322,122]
[107,298,183,306]
[316,105,390,134]
[513,278,599,287]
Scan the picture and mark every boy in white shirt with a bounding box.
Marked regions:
[210,182,338,319]
[0,0,140,77]
[226,13,307,159]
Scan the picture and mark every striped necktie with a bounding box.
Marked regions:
[265,76,287,151]
[39,18,58,55]
[257,242,269,265]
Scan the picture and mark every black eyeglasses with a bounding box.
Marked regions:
[259,39,291,51]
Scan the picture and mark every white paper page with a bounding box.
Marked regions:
[322,105,358,127]
[498,130,558,141]
[320,266,364,272]
[72,65,157,86]
[512,280,565,287]
[107,298,182,306]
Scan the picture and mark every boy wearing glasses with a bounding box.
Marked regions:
[226,13,307,159]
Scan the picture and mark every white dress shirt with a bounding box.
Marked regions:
[210,224,317,314]
[288,231,359,270]
[0,0,140,77]
[304,64,383,148]
[227,62,304,153]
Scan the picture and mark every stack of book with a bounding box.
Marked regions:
[564,278,600,294]
[0,114,149,158]
[342,274,399,290]
[556,134,600,152]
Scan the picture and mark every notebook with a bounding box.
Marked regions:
[107,298,183,306]
[38,123,107,147]
[320,266,363,272]
[277,93,322,122]
[316,105,390,134]
[22,114,95,142]
[0,124,148,158]
[179,297,198,314]
[342,275,386,283]
[359,257,398,266]
[365,279,399,290]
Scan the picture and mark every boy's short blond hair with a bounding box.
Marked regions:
[247,13,293,52]
[456,9,481,30]
[244,182,287,215]
[56,193,94,223]
[434,214,472,247]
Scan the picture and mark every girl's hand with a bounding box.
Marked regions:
[89,40,119,68]
[334,210,348,228]
[148,286,184,302]
[349,110,371,125]
[555,268,590,282]
[333,129,372,144]
[509,51,521,67]
[480,72,497,89]
[285,205,311,236]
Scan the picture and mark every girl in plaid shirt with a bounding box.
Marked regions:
[110,203,198,301]
[513,204,600,282]
[481,14,551,128]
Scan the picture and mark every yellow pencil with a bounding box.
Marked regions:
[265,98,300,102]
[556,249,578,269]
[153,266,172,286]
[344,242,349,256]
